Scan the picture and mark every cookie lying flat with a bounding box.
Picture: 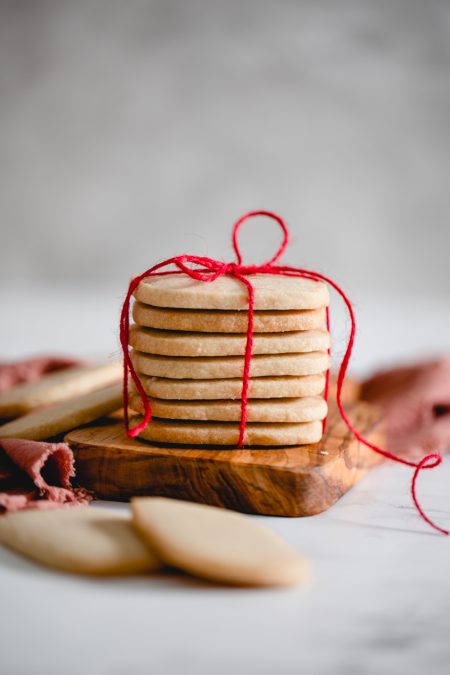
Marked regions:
[131,350,330,380]
[129,325,330,357]
[0,507,160,575]
[0,362,121,418]
[129,393,328,423]
[134,274,329,310]
[0,384,122,441]
[135,373,326,400]
[133,301,326,334]
[136,417,323,446]
[132,498,309,587]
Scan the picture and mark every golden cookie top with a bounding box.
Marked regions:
[134,273,329,310]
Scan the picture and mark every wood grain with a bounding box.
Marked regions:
[66,401,384,517]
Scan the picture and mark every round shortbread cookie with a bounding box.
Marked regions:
[135,417,323,446]
[131,350,330,380]
[0,507,160,576]
[0,362,121,418]
[129,393,327,423]
[134,373,326,400]
[129,325,330,357]
[132,301,326,333]
[131,497,309,587]
[134,273,329,310]
[0,383,122,441]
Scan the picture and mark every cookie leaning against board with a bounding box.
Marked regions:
[0,362,121,419]
[0,382,122,440]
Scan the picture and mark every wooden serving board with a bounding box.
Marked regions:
[66,402,384,517]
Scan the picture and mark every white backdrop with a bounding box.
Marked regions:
[0,0,449,297]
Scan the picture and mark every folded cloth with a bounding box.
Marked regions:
[362,356,450,458]
[0,355,90,512]
[0,439,91,512]
[0,355,84,394]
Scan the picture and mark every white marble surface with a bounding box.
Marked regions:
[1,288,450,675]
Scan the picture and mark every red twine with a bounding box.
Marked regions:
[120,210,448,536]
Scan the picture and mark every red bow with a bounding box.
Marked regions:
[120,211,448,535]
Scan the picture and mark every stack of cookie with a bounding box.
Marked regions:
[128,274,330,446]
